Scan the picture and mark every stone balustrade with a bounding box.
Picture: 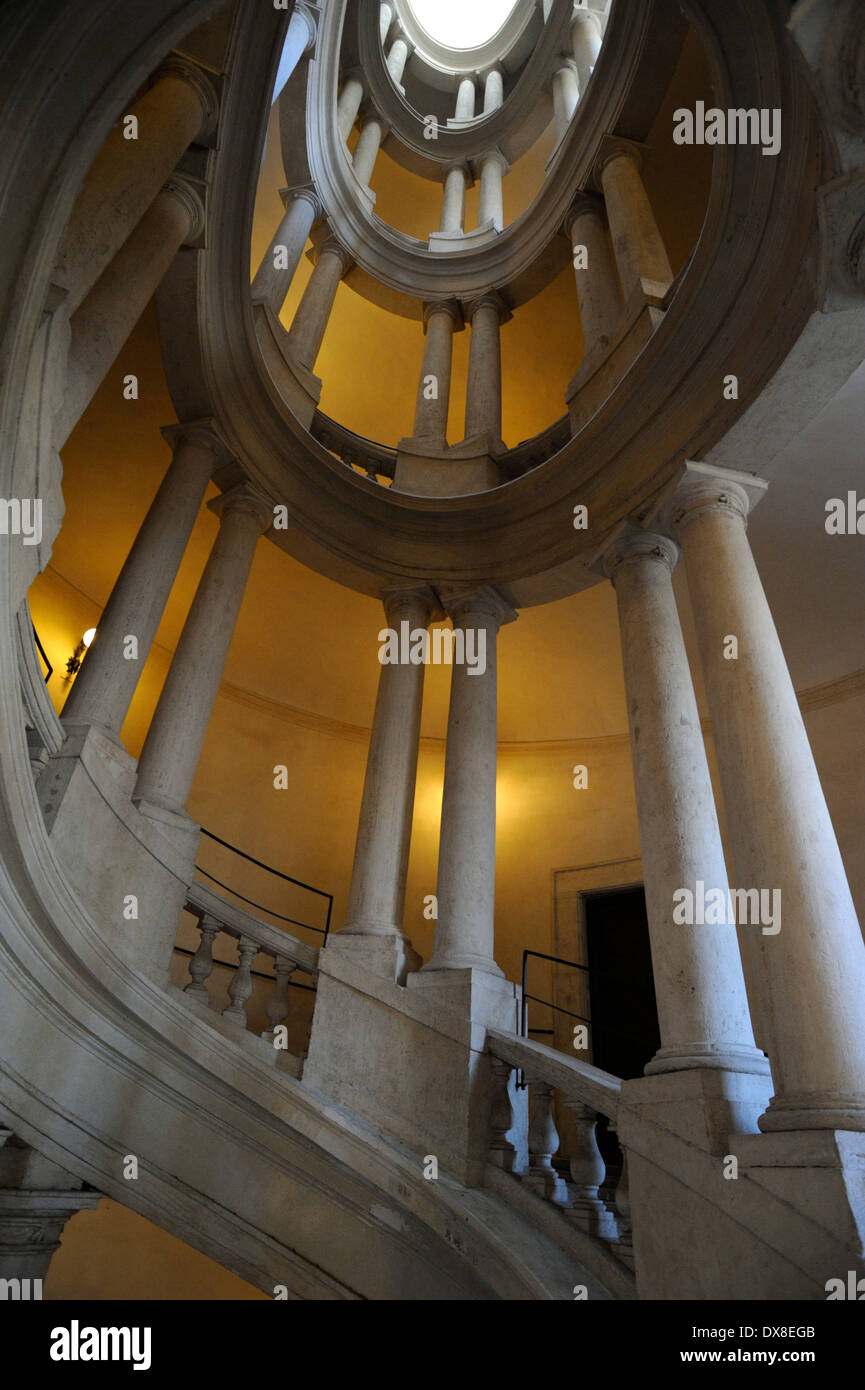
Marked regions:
[183,880,319,1056]
[486,1028,634,1268]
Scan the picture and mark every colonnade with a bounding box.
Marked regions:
[337,461,865,1134]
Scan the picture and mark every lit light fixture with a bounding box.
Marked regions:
[64,627,96,680]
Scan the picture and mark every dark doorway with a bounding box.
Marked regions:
[584,885,661,1176]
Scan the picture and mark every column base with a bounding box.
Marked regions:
[619,1066,775,1155]
[758,1092,865,1133]
[645,1042,771,1078]
[325,928,421,985]
[417,954,505,979]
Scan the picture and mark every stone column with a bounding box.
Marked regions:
[439,162,469,235]
[571,8,603,93]
[57,176,204,446]
[552,59,580,137]
[380,1,396,45]
[483,66,505,114]
[285,238,352,371]
[596,138,673,302]
[387,35,412,85]
[337,70,365,144]
[352,109,388,186]
[271,3,317,104]
[455,77,476,121]
[134,485,272,815]
[567,194,622,351]
[477,149,509,232]
[62,423,225,739]
[600,529,767,1075]
[341,588,434,938]
[251,186,321,315]
[53,55,217,314]
[422,588,516,975]
[410,301,461,447]
[464,293,509,451]
[670,462,865,1131]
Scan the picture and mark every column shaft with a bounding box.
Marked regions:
[673,468,865,1129]
[424,590,515,974]
[605,532,765,1074]
[342,590,432,937]
[455,78,476,121]
[53,59,215,314]
[571,11,603,92]
[553,62,579,137]
[251,191,318,314]
[484,68,504,113]
[440,165,467,234]
[352,114,385,186]
[62,428,219,736]
[387,37,410,84]
[57,181,200,446]
[337,74,365,144]
[134,489,270,814]
[412,304,457,444]
[465,298,504,447]
[285,243,348,370]
[477,151,507,232]
[380,2,395,45]
[600,147,673,301]
[570,198,622,350]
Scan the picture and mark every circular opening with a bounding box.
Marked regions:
[406,0,520,51]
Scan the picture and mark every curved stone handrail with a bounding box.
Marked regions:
[487,1027,622,1119]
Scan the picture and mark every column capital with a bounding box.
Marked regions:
[474,147,511,178]
[279,183,323,219]
[591,134,644,189]
[463,290,512,326]
[594,525,680,581]
[437,584,517,630]
[422,298,463,331]
[292,2,319,54]
[159,419,230,468]
[441,158,472,184]
[315,234,354,274]
[553,55,579,78]
[381,584,443,626]
[562,191,606,237]
[663,460,769,536]
[358,99,391,135]
[207,484,273,531]
[153,54,220,139]
[570,6,604,36]
[162,173,206,245]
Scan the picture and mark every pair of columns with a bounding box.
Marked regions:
[566,140,673,356]
[53,54,216,446]
[552,7,604,138]
[408,293,508,454]
[63,423,271,817]
[437,151,509,236]
[340,587,515,976]
[602,462,865,1132]
[452,68,505,123]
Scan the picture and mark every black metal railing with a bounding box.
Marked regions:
[196,827,333,945]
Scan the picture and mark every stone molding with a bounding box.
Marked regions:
[162,173,207,245]
[154,53,220,139]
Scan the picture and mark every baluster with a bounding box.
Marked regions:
[184,913,219,999]
[523,1080,567,1203]
[263,954,294,1044]
[608,1123,635,1268]
[562,1101,618,1238]
[487,1058,518,1172]
[222,934,257,1030]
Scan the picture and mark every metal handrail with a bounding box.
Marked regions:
[197,828,334,944]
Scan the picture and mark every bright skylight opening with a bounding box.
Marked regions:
[408,0,520,50]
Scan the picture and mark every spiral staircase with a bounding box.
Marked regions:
[2,0,865,1300]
